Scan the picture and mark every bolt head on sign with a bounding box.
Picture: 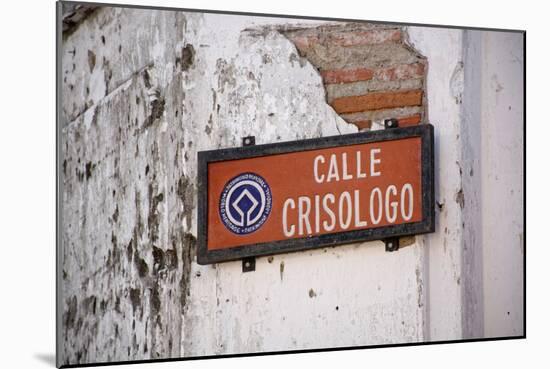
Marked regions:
[197,125,434,264]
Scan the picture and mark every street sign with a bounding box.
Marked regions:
[197,124,434,264]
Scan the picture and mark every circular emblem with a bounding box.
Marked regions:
[219,172,272,235]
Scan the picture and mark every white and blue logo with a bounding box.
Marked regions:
[219,172,272,235]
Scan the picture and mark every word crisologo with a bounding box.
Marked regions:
[219,173,272,235]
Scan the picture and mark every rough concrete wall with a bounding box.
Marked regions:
[59,4,524,366]
[60,7,193,364]
[478,31,524,337]
[60,6,187,126]
[460,29,485,339]
[60,6,355,366]
[61,3,98,34]
[406,28,524,340]
[407,27,467,341]
[182,19,428,357]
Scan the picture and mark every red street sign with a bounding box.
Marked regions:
[197,124,434,264]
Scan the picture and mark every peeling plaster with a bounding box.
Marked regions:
[60,6,523,366]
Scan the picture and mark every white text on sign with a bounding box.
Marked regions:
[282,148,414,237]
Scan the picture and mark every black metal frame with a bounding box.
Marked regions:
[197,124,435,265]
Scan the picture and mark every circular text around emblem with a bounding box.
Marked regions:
[219,172,272,235]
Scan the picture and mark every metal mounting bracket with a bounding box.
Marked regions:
[384,118,399,129]
[242,257,256,272]
[242,136,255,146]
[384,237,400,252]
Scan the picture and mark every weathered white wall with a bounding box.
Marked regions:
[182,15,426,357]
[59,5,524,366]
[461,29,485,339]
[477,31,524,337]
[407,27,466,341]
[407,28,524,341]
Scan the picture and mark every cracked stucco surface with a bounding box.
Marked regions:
[59,4,524,366]
[60,7,360,365]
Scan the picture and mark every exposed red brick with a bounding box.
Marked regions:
[288,29,401,50]
[321,68,374,84]
[374,63,425,82]
[289,35,313,51]
[328,29,402,47]
[397,114,422,126]
[331,90,423,114]
[351,120,372,130]
[322,63,425,85]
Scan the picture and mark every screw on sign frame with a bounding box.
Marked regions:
[197,122,435,266]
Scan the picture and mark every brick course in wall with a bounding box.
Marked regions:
[285,24,427,130]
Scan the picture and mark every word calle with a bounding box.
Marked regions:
[313,149,382,183]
